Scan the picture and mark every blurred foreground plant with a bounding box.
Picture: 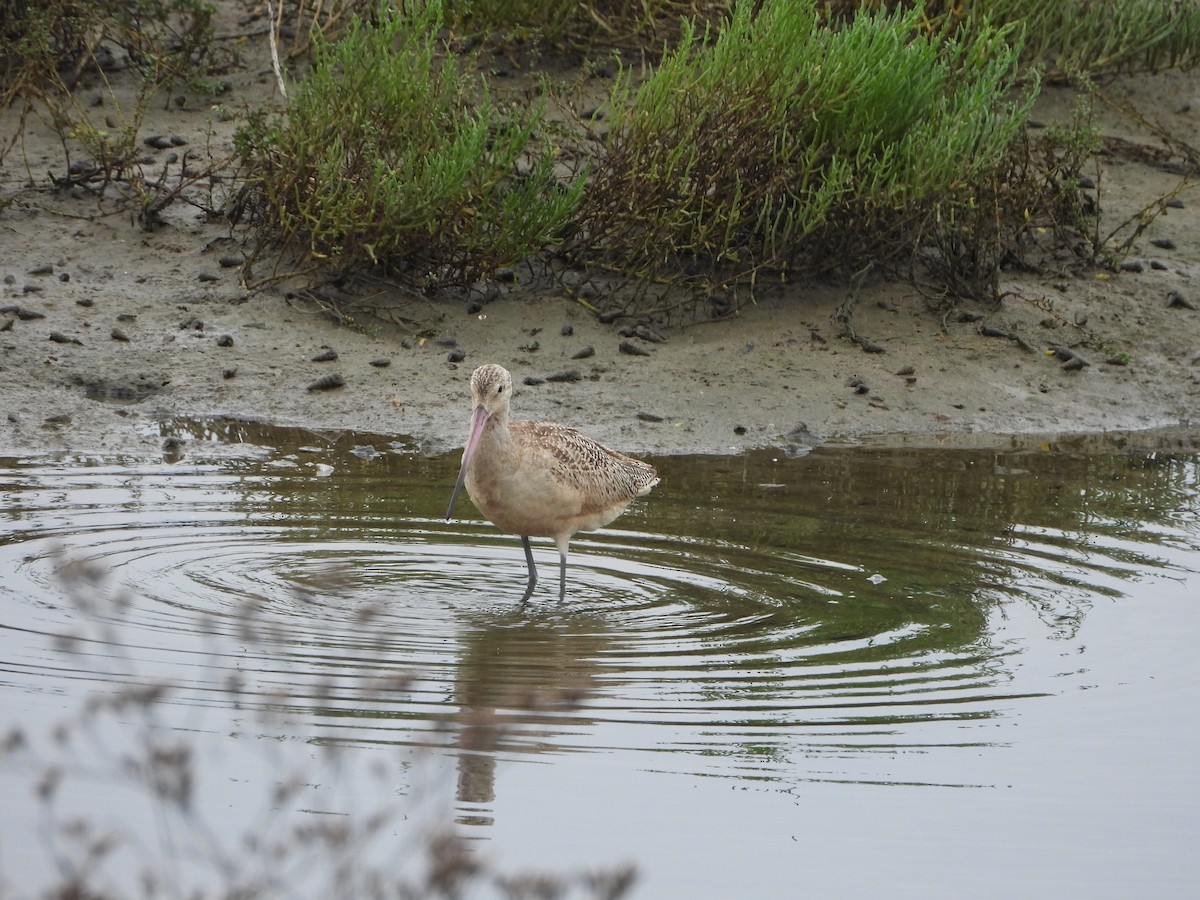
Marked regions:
[0,549,637,898]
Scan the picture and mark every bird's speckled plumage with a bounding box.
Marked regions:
[445,364,659,601]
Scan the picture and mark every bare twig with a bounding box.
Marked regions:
[267,0,288,99]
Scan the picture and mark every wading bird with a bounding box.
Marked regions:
[446,364,659,602]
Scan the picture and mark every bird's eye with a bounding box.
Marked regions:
[496,384,505,393]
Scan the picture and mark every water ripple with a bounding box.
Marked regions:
[2,434,1198,788]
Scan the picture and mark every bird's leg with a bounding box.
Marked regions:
[552,536,571,603]
[519,535,537,604]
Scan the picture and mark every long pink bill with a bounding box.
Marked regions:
[445,405,490,521]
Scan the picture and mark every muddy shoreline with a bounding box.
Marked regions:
[1,260,1195,460]
[2,34,1198,460]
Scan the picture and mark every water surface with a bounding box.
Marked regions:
[1,423,1197,897]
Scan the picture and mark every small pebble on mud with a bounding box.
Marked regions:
[1048,345,1075,361]
[895,365,915,376]
[545,371,581,383]
[0,304,45,320]
[223,368,237,379]
[447,348,466,363]
[561,324,574,336]
[1150,237,1177,250]
[572,345,595,360]
[49,331,82,345]
[217,256,241,268]
[619,340,650,357]
[619,324,667,343]
[111,328,130,342]
[306,373,345,392]
[216,334,234,347]
[1049,345,1089,369]
[518,341,540,353]
[28,264,53,276]
[637,412,664,423]
[311,347,338,362]
[1167,290,1196,309]
[76,297,93,307]
[369,358,391,368]
[522,376,545,386]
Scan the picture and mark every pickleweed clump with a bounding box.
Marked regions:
[236,0,585,291]
[567,0,1042,317]
[820,0,1200,79]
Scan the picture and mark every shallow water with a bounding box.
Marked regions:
[1,422,1198,898]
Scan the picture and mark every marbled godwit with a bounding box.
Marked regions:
[446,364,659,602]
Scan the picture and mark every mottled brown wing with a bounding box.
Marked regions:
[517,420,659,512]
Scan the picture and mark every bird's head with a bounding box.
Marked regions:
[469,364,513,421]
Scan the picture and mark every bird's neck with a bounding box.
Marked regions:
[482,409,510,442]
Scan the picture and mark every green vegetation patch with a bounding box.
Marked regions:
[446,0,709,47]
[959,0,1200,79]
[570,0,1038,311]
[1,0,226,217]
[1,0,216,107]
[236,0,585,289]
[822,1,1200,79]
